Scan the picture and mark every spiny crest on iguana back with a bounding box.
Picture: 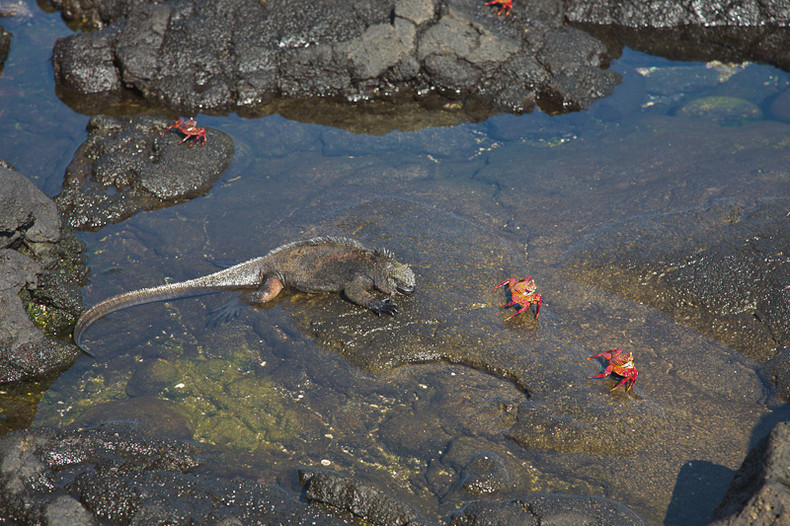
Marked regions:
[265,236,397,262]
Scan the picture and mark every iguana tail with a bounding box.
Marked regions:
[74,257,267,353]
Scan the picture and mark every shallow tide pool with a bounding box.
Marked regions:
[2,5,790,525]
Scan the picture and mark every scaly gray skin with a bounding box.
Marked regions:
[74,237,416,352]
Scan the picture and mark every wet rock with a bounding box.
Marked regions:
[126,357,180,398]
[286,197,666,455]
[299,469,417,526]
[0,161,86,384]
[763,347,790,401]
[711,421,790,525]
[676,95,762,125]
[81,397,193,440]
[460,452,511,497]
[50,0,618,115]
[0,1,33,19]
[535,28,621,111]
[55,115,233,231]
[0,424,355,524]
[431,437,515,500]
[561,199,790,397]
[541,64,621,112]
[379,409,453,458]
[43,495,96,526]
[0,424,196,523]
[73,469,351,524]
[448,494,645,525]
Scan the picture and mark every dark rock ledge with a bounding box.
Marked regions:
[50,0,620,114]
[49,0,790,117]
[0,161,86,385]
[561,198,790,401]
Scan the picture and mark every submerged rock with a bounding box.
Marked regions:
[0,25,10,68]
[769,89,790,123]
[677,95,762,125]
[56,115,234,231]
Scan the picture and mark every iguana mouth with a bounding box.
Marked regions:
[397,283,415,295]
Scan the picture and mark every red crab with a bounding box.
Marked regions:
[162,118,207,147]
[587,348,638,392]
[484,0,512,16]
[494,277,542,319]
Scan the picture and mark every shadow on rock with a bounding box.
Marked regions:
[665,460,734,526]
[56,115,234,231]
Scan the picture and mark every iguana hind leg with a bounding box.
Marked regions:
[243,275,284,305]
[208,276,284,325]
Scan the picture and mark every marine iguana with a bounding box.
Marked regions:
[73,237,416,351]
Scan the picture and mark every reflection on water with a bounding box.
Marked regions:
[2,5,790,525]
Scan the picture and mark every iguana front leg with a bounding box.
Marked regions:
[343,274,397,315]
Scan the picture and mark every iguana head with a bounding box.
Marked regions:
[376,257,415,295]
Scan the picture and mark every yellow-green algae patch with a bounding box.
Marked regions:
[677,95,762,123]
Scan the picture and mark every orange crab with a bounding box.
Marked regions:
[494,277,542,319]
[162,118,207,147]
[587,348,638,392]
[484,0,512,15]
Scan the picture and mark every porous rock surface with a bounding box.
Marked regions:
[55,114,234,231]
[300,469,417,526]
[0,161,86,384]
[51,0,620,114]
[0,424,349,524]
[0,424,646,525]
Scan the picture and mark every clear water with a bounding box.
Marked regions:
[2,4,790,525]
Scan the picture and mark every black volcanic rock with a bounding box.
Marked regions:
[51,0,619,115]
